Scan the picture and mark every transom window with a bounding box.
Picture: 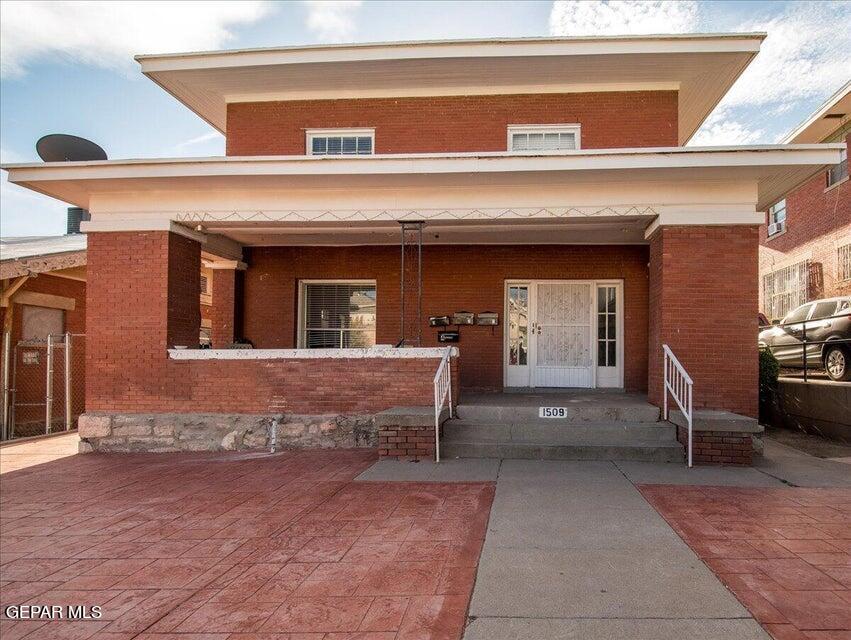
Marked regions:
[508,124,581,152]
[299,281,377,348]
[306,129,374,156]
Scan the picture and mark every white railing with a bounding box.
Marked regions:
[663,344,694,468]
[433,346,454,462]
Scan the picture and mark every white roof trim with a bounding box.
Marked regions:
[782,80,851,143]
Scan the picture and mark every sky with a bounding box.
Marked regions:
[1,0,849,237]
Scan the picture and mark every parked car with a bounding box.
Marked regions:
[758,296,851,381]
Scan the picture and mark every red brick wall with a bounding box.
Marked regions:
[86,231,201,412]
[86,230,459,415]
[759,135,850,249]
[241,244,649,392]
[211,269,236,348]
[226,91,679,155]
[649,226,759,417]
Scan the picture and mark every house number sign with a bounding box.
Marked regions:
[539,407,569,418]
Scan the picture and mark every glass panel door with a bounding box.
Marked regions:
[505,284,530,386]
[595,284,622,387]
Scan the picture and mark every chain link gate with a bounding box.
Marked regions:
[1,332,85,440]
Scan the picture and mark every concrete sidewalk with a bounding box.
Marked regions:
[0,432,79,474]
[464,459,770,639]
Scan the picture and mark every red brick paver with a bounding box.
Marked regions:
[640,485,851,640]
[0,450,494,639]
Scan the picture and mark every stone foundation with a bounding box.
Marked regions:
[78,412,376,452]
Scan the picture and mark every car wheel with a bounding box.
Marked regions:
[824,344,851,382]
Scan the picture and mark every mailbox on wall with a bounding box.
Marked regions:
[438,330,460,343]
[429,315,451,327]
[452,311,474,325]
[477,312,499,326]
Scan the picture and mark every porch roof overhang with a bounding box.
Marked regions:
[134,33,764,145]
[3,145,843,218]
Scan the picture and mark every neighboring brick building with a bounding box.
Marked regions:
[2,35,844,462]
[759,81,851,321]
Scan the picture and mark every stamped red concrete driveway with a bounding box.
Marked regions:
[640,485,851,640]
[0,449,494,639]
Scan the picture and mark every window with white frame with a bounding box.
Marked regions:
[827,146,848,187]
[763,259,809,321]
[508,125,581,152]
[767,199,787,237]
[299,281,377,348]
[838,243,851,282]
[306,129,374,156]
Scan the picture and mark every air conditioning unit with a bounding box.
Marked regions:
[768,221,785,236]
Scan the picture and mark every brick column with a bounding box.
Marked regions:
[210,267,237,348]
[86,230,201,411]
[648,225,759,417]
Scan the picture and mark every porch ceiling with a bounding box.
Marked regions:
[195,216,653,246]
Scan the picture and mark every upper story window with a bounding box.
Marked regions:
[508,124,581,152]
[826,146,848,188]
[306,128,374,156]
[767,199,786,237]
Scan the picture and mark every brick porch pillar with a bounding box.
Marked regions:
[210,266,238,348]
[647,225,759,418]
[86,230,201,412]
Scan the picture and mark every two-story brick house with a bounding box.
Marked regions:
[2,35,843,463]
[760,81,850,322]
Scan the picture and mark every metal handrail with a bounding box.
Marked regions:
[759,310,850,381]
[662,344,693,468]
[432,346,454,462]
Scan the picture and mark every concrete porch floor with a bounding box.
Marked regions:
[460,389,655,408]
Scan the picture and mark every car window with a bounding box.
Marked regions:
[784,304,812,324]
[837,299,851,314]
[811,301,837,320]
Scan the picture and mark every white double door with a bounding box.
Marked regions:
[505,280,623,389]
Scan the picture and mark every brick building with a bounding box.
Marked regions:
[2,35,844,463]
[759,81,851,322]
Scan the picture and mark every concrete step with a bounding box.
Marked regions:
[442,420,677,445]
[441,439,684,462]
[456,403,660,424]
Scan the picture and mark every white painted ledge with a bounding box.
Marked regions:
[168,346,458,360]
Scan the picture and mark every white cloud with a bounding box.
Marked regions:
[0,1,271,78]
[688,109,765,147]
[303,1,362,42]
[721,2,851,111]
[550,0,698,36]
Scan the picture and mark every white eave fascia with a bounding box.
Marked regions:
[135,33,765,72]
[2,144,843,181]
[781,80,851,143]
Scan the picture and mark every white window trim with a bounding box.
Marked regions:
[297,279,377,348]
[507,124,582,153]
[305,128,375,156]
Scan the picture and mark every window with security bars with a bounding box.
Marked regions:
[763,260,810,321]
[839,243,851,282]
[597,286,617,367]
[307,129,374,156]
[509,125,580,152]
[301,282,377,348]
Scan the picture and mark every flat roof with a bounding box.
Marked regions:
[0,235,87,262]
[3,144,841,212]
[782,80,851,143]
[135,33,765,145]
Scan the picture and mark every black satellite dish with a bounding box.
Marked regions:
[36,134,107,162]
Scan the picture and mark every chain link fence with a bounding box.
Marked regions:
[1,332,85,440]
